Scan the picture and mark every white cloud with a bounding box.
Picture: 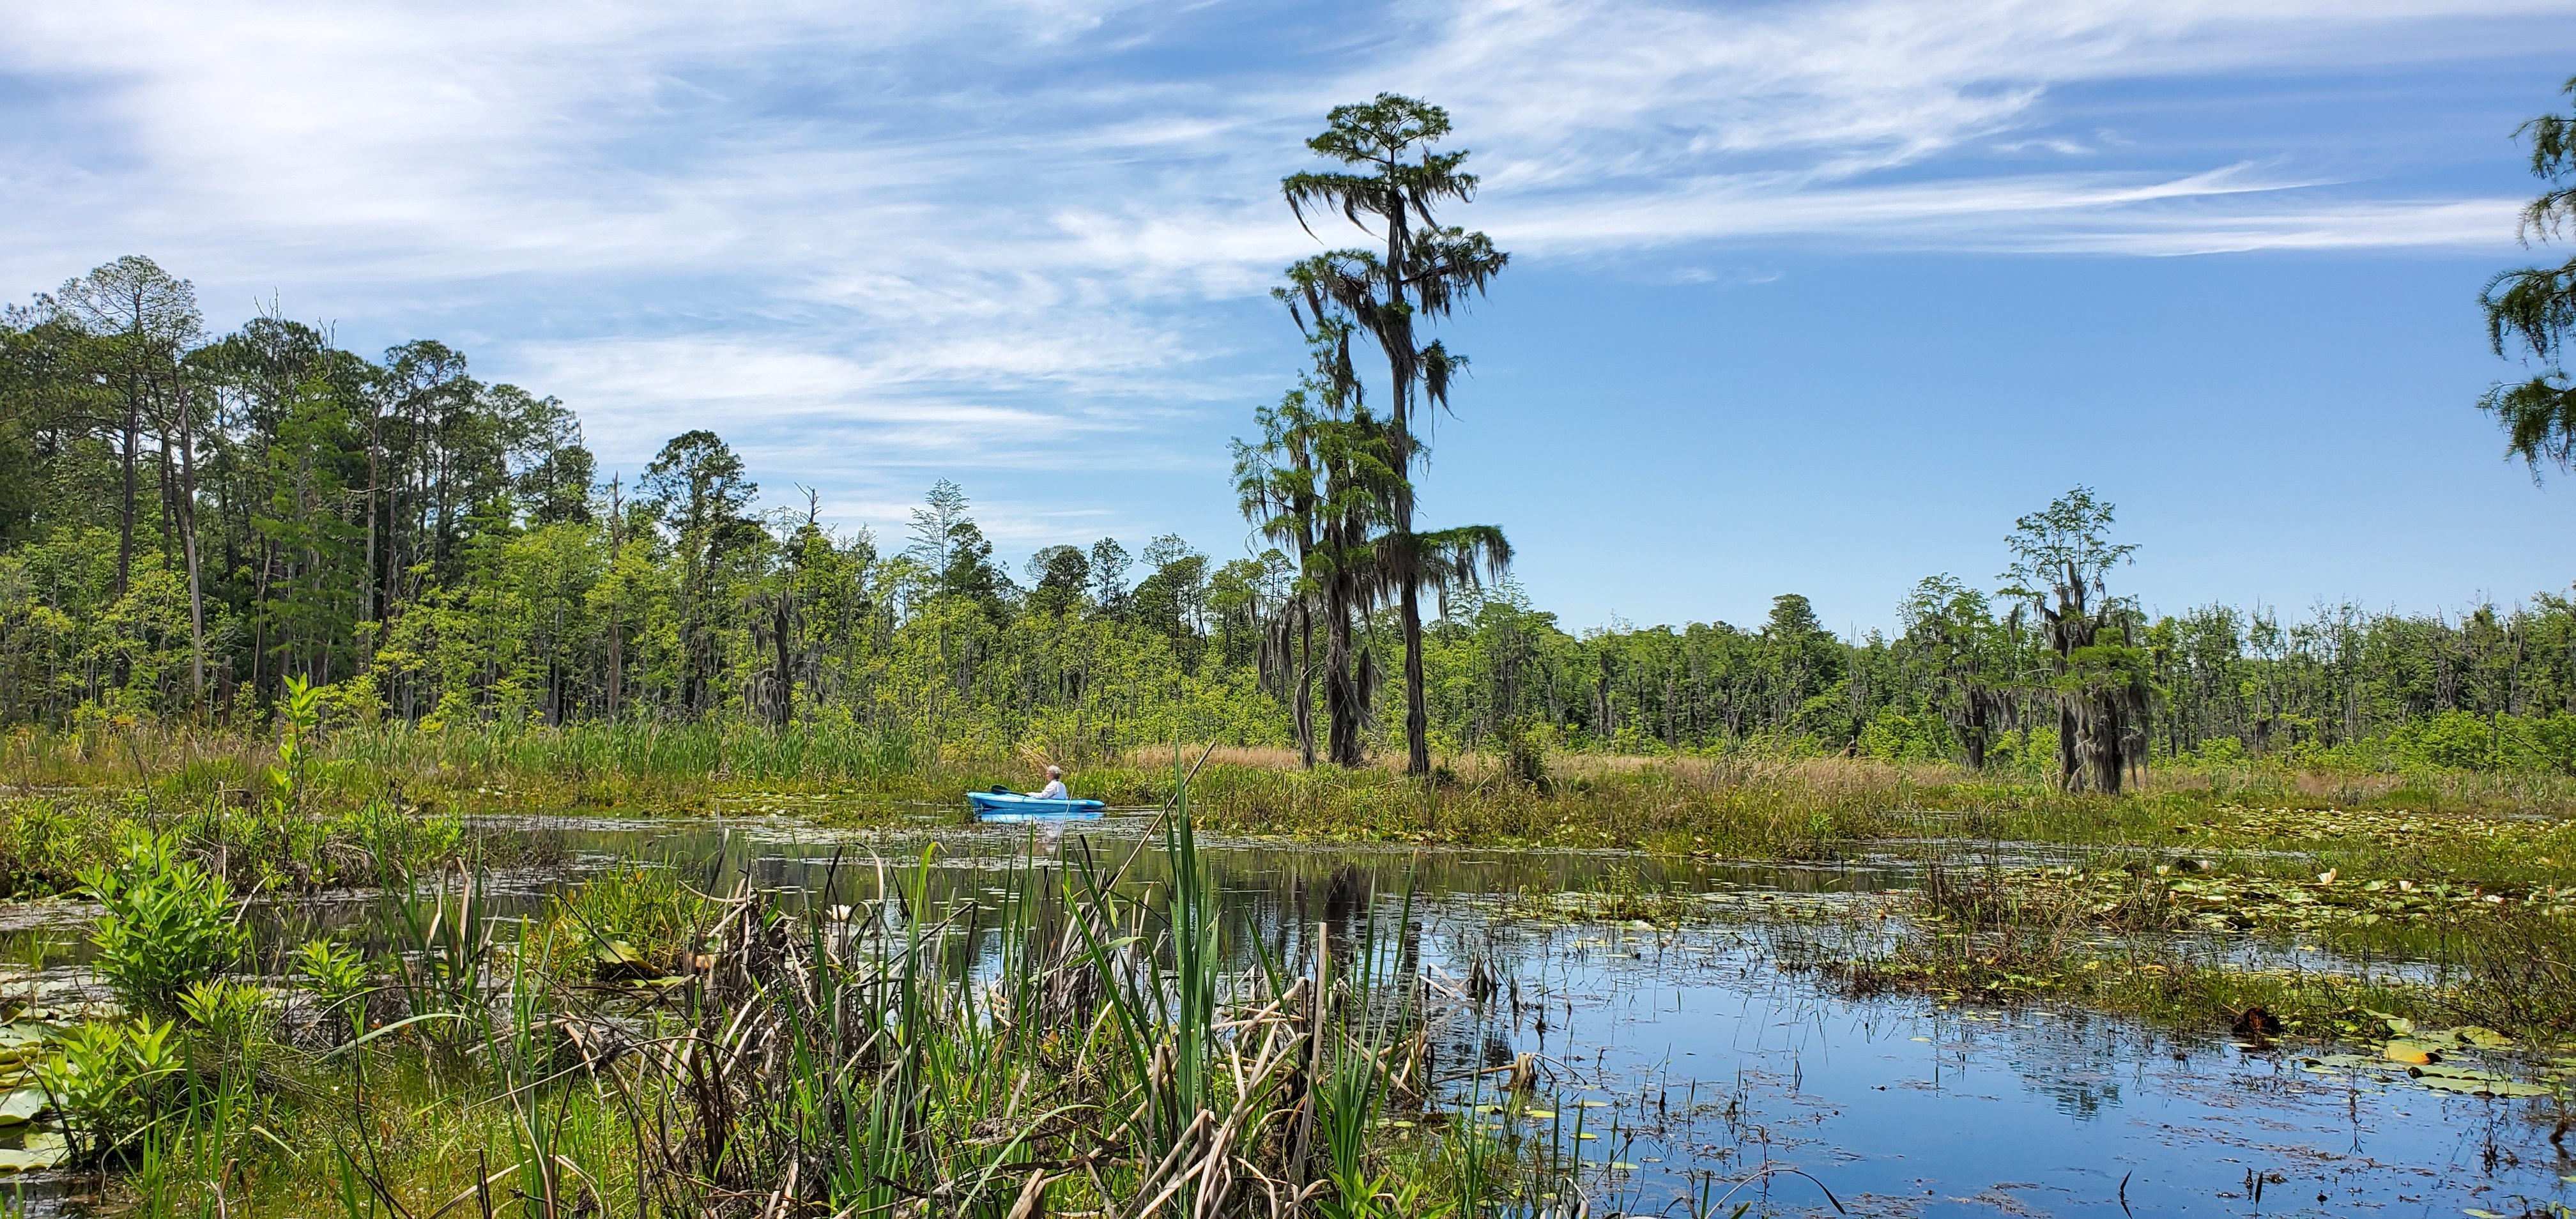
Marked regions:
[1491,164,2520,255]
[1,0,2564,540]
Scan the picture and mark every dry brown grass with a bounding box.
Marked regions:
[1115,744,1970,790]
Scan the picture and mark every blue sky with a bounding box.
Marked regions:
[5,0,2575,634]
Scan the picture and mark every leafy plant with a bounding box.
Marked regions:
[266,675,323,821]
[176,977,268,1046]
[292,938,372,1041]
[33,1020,183,1164]
[80,834,246,1018]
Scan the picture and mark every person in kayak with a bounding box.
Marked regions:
[1032,765,1068,800]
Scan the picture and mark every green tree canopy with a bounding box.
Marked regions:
[2480,75,2576,472]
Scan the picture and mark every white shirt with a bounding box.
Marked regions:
[1034,778,1067,799]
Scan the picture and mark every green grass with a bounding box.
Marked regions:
[18,720,2576,859]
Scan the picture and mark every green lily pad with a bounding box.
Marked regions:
[2414,1064,2511,1083]
[0,1089,49,1127]
[2479,1080,2556,1098]
[2414,1075,2555,1098]
[0,1133,65,1172]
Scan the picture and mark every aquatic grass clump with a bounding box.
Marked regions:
[1503,864,1715,927]
[25,717,2576,873]
[0,788,518,900]
[529,861,714,982]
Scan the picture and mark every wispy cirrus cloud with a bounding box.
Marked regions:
[0,0,2566,549]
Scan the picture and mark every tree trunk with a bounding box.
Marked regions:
[176,385,206,708]
[769,593,795,727]
[1962,687,1990,771]
[1294,601,1316,769]
[1402,582,1429,776]
[360,410,382,661]
[606,480,624,719]
[117,388,138,599]
[1323,580,1363,767]
[2057,702,2081,792]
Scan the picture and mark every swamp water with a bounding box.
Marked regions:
[0,808,2566,1217]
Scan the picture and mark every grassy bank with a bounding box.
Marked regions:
[24,720,2576,861]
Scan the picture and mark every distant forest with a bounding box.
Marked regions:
[3,257,2573,781]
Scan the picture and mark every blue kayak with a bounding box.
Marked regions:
[969,791,1107,821]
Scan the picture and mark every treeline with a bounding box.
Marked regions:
[1422,582,2576,777]
[4,257,2573,776]
[0,257,1282,755]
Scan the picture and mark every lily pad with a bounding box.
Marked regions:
[0,1089,49,1127]
[2455,1026,2514,1048]
[2384,1041,2444,1066]
[0,1133,65,1172]
[2414,1075,2555,1098]
[2412,1064,2510,1083]
[2492,1081,2556,1098]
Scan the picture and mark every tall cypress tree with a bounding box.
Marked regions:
[1280,94,1510,776]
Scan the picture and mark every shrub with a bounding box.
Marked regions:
[81,834,246,1018]
[33,1020,181,1164]
[291,939,372,1043]
[1500,716,1550,790]
[2395,710,2495,770]
[1858,709,1947,763]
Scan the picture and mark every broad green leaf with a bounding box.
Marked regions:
[0,1089,47,1126]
